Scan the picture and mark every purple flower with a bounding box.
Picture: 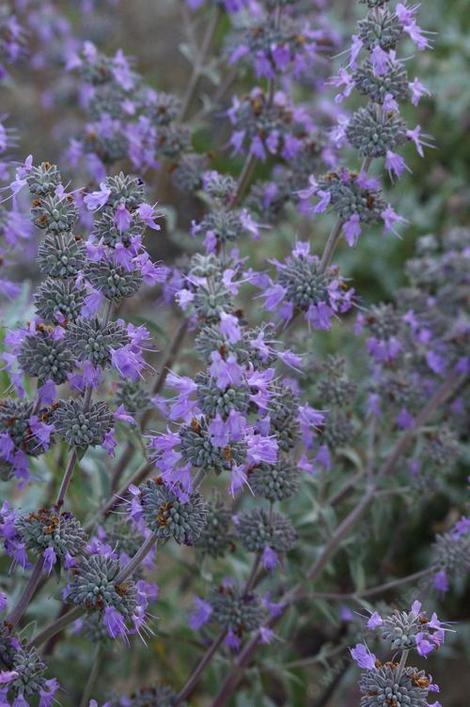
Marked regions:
[433,570,449,594]
[209,352,243,389]
[261,283,286,311]
[385,150,409,179]
[0,670,19,684]
[43,546,57,574]
[84,182,111,210]
[246,433,278,465]
[343,214,361,247]
[189,597,212,630]
[381,206,405,234]
[416,632,435,657]
[39,678,60,707]
[138,202,161,230]
[407,125,427,157]
[409,77,431,106]
[0,433,14,462]
[103,606,128,639]
[348,35,363,68]
[114,203,132,232]
[29,416,54,447]
[262,546,278,570]
[367,611,383,629]
[225,630,241,651]
[306,302,333,330]
[229,464,249,496]
[259,626,275,644]
[111,345,145,380]
[313,190,331,213]
[371,45,390,76]
[350,643,376,670]
[220,312,242,343]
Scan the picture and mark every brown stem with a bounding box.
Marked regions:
[305,566,436,602]
[55,449,78,509]
[230,153,257,209]
[7,558,44,629]
[175,632,225,704]
[87,461,153,531]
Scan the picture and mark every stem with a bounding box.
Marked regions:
[319,218,343,272]
[86,460,152,532]
[56,376,95,507]
[30,605,84,649]
[210,631,260,707]
[396,649,409,682]
[109,443,134,493]
[115,533,157,584]
[175,552,261,704]
[318,157,373,272]
[175,632,225,704]
[230,153,256,209]
[304,486,376,584]
[306,566,436,602]
[7,558,44,629]
[79,644,102,707]
[327,470,365,507]
[179,7,222,122]
[244,553,261,593]
[55,448,78,509]
[311,663,350,707]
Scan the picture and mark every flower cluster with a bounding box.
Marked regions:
[351,600,449,706]
[300,0,432,246]
[0,624,58,706]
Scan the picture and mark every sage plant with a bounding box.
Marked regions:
[0,0,468,705]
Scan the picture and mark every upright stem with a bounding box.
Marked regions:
[86,460,153,531]
[396,649,409,682]
[208,369,465,706]
[303,486,376,584]
[115,533,157,584]
[175,632,225,704]
[319,218,344,272]
[244,553,261,593]
[7,558,44,629]
[142,319,189,428]
[175,552,261,704]
[318,157,373,272]
[55,448,78,509]
[230,153,257,209]
[79,644,102,707]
